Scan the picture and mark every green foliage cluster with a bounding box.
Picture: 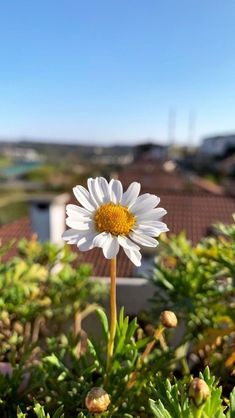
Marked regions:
[6,310,235,418]
[149,368,235,418]
[0,217,234,417]
[0,237,105,361]
[150,214,235,383]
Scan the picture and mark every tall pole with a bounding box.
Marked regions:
[168,108,176,146]
[167,108,176,159]
[187,110,196,146]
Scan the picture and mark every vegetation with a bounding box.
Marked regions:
[0,216,234,416]
[0,201,28,226]
[0,237,105,364]
[150,215,235,390]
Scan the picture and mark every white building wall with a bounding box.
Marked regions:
[29,194,69,244]
[49,203,66,244]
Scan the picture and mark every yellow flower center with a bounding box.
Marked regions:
[94,202,136,236]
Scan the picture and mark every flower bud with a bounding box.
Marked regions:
[189,378,210,407]
[160,310,178,328]
[85,387,110,413]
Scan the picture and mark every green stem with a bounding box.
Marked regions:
[181,356,190,375]
[107,257,117,370]
[194,408,203,418]
[192,404,204,418]
[127,325,165,389]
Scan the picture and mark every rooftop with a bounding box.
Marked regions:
[0,190,234,277]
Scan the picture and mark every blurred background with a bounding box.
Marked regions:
[0,0,235,277]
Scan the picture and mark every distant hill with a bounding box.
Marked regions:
[0,139,134,163]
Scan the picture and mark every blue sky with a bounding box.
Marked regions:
[0,1,235,145]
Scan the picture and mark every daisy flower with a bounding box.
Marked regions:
[62,177,168,266]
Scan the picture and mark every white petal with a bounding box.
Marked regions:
[130,231,159,247]
[137,208,167,221]
[131,195,160,215]
[102,234,120,259]
[118,235,140,251]
[62,229,80,244]
[73,185,96,212]
[141,221,169,232]
[130,193,151,206]
[152,221,169,231]
[77,232,96,251]
[87,178,101,206]
[123,247,142,267]
[109,179,123,203]
[93,232,109,247]
[66,215,91,225]
[135,223,169,236]
[66,204,91,218]
[66,217,91,230]
[122,182,141,207]
[95,177,110,203]
[134,226,160,237]
[137,220,168,228]
[66,210,92,224]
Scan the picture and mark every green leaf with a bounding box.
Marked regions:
[44,353,65,369]
[119,306,125,327]
[135,337,150,350]
[115,316,129,354]
[33,403,48,418]
[125,317,138,342]
[149,399,172,418]
[96,307,109,341]
[17,407,27,418]
[227,388,235,418]
[52,405,64,418]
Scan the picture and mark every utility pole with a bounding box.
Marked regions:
[187,110,196,146]
[168,108,176,146]
[167,108,176,159]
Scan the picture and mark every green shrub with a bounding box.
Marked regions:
[150,214,235,384]
[0,238,106,361]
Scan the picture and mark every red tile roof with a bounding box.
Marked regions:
[0,217,31,241]
[118,162,201,193]
[0,190,234,277]
[77,247,134,277]
[118,161,235,244]
[0,217,31,260]
[160,191,235,244]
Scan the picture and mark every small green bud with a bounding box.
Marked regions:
[160,310,178,328]
[85,387,110,413]
[189,378,210,407]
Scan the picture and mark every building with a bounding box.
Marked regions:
[200,134,235,158]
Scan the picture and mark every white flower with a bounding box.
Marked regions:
[62,177,168,266]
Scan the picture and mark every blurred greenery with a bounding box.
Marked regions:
[0,161,111,225]
[0,155,12,168]
[0,201,28,226]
